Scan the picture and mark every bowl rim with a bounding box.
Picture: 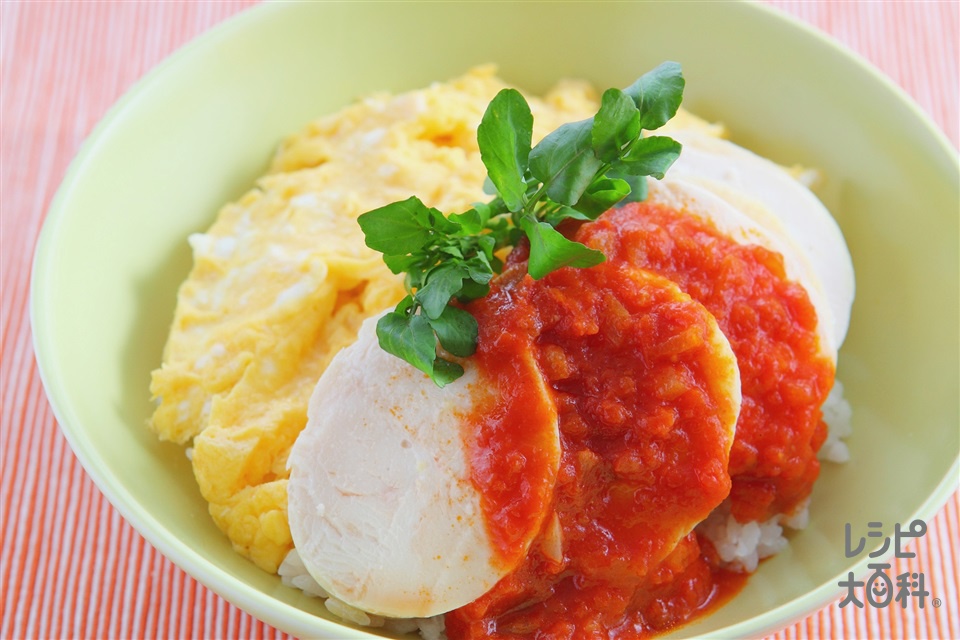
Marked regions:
[29,1,960,638]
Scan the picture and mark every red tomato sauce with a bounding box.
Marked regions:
[576,203,835,522]
[448,202,834,638]
[458,269,562,568]
[452,259,741,638]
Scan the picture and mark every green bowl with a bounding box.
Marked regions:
[31,2,958,638]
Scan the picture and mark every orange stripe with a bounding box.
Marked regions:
[133,535,150,638]
[27,400,57,640]
[142,545,159,637]
[34,402,59,640]
[152,550,164,638]
[82,482,104,639]
[911,520,942,638]
[928,517,944,638]
[89,492,108,638]
[188,566,200,639]
[52,453,76,638]
[3,254,39,596]
[864,565,877,639]
[240,605,250,638]
[74,485,95,640]
[941,496,959,638]
[159,544,175,638]
[88,491,109,638]
[107,512,130,638]
[8,364,42,629]
[171,554,183,638]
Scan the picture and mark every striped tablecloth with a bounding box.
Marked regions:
[2,2,957,638]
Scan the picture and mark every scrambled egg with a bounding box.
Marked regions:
[149,67,619,572]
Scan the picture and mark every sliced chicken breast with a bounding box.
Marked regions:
[287,313,560,618]
[669,130,855,348]
[648,178,838,362]
[538,264,743,575]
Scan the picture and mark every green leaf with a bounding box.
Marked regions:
[428,305,478,357]
[357,197,434,254]
[426,208,461,235]
[608,170,648,206]
[520,216,605,279]
[472,199,508,226]
[528,119,603,206]
[431,358,464,387]
[450,201,508,236]
[438,244,465,259]
[485,216,514,248]
[623,61,685,131]
[382,253,420,275]
[476,234,497,261]
[543,205,591,228]
[573,177,632,217]
[462,255,494,284]
[592,88,641,162]
[376,311,437,377]
[456,279,491,302]
[478,89,533,212]
[449,208,484,234]
[395,294,415,314]
[416,264,468,319]
[617,136,682,179]
[404,270,425,292]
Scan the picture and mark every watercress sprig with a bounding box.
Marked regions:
[358,62,685,386]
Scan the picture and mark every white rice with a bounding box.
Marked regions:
[697,499,802,572]
[278,549,446,639]
[283,381,851,629]
[819,380,853,463]
[699,379,851,571]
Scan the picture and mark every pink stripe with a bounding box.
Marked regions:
[15,7,80,633]
[941,496,959,638]
[36,403,68,640]
[31,394,64,637]
[7,365,43,632]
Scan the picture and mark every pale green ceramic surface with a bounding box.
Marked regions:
[31,2,959,638]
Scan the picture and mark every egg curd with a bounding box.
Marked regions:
[150,68,723,572]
